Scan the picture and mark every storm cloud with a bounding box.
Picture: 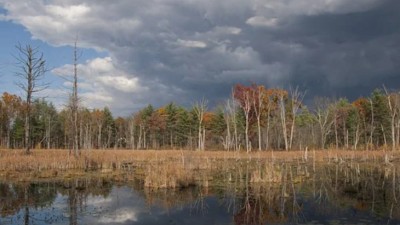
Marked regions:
[1,0,399,115]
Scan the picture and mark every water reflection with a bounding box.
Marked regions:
[1,162,400,225]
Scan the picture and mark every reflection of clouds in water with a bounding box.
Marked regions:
[99,208,138,223]
[82,186,147,224]
[51,193,69,214]
[83,187,231,225]
[86,196,112,206]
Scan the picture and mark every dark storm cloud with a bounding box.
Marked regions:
[245,0,400,98]
[1,0,399,114]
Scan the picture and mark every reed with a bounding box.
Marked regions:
[144,162,196,189]
[0,149,398,187]
[0,149,396,171]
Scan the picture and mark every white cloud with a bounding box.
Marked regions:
[88,57,114,73]
[210,26,241,35]
[45,4,90,21]
[177,39,207,48]
[246,16,278,27]
[53,57,143,94]
[82,92,113,103]
[52,57,145,112]
[97,76,140,93]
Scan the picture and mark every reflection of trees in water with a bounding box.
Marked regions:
[277,162,400,223]
[133,163,305,224]
[142,186,205,211]
[0,178,113,224]
[229,164,304,225]
[313,163,400,220]
[0,182,57,223]
[232,186,289,225]
[1,162,400,224]
[58,178,114,225]
[225,162,400,224]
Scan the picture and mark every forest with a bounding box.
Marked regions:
[1,44,399,153]
[0,84,399,152]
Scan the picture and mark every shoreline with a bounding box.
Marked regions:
[0,149,398,184]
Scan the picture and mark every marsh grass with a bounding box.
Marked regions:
[0,149,398,187]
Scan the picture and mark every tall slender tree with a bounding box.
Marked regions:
[314,97,334,149]
[15,44,47,154]
[71,41,80,156]
[234,85,254,153]
[279,91,289,151]
[289,87,305,150]
[252,85,265,151]
[193,98,207,151]
[384,87,400,151]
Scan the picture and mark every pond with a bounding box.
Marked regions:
[1,162,400,225]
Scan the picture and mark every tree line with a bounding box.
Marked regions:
[0,84,399,151]
[2,44,400,152]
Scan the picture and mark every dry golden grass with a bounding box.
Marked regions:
[0,148,398,187]
[144,163,197,189]
[0,148,397,171]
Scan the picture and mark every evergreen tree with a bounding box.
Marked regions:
[370,89,391,147]
[103,107,115,148]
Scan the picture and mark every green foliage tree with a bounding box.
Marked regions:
[370,89,391,147]
[103,107,115,148]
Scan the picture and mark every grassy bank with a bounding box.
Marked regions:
[0,149,398,186]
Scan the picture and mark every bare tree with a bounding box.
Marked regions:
[253,86,264,151]
[92,109,104,149]
[279,93,289,151]
[353,111,361,150]
[15,44,47,154]
[264,91,274,150]
[333,102,339,149]
[70,41,80,156]
[368,98,375,150]
[193,98,207,151]
[384,86,399,151]
[231,91,239,151]
[314,97,334,149]
[223,99,234,151]
[223,94,241,151]
[128,116,136,149]
[243,91,252,153]
[289,86,306,150]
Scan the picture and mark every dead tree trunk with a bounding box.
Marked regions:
[243,92,251,153]
[193,98,207,151]
[15,44,47,154]
[71,41,80,156]
[253,86,264,151]
[289,87,305,150]
[384,87,398,151]
[279,95,288,151]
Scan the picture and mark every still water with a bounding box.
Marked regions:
[1,163,400,225]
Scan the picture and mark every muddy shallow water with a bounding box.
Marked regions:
[1,162,400,225]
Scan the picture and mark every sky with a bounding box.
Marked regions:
[0,0,399,116]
